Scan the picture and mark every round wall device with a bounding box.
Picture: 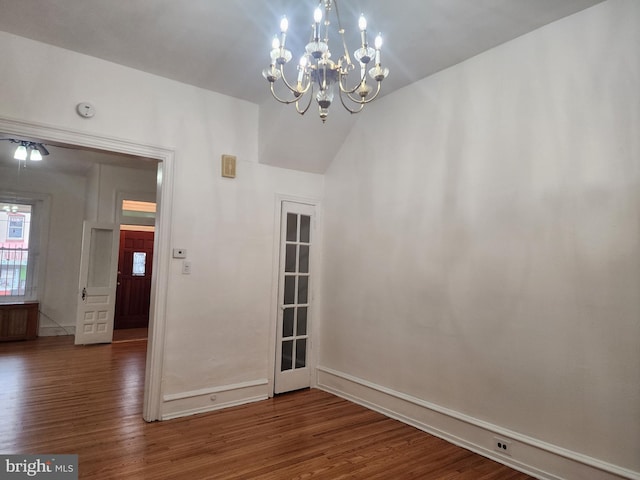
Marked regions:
[76,102,96,118]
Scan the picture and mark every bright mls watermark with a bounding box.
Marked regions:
[0,455,77,479]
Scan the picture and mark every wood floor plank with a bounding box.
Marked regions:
[0,336,535,479]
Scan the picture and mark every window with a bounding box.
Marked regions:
[1,204,32,297]
[120,199,156,232]
[132,252,146,276]
[0,198,46,302]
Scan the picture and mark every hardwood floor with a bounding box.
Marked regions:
[0,336,535,479]
[112,327,148,343]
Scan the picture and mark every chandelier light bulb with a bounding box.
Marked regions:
[358,14,367,32]
[271,36,280,50]
[375,34,383,50]
[313,7,323,40]
[359,14,368,48]
[374,34,383,65]
[279,16,289,50]
[297,56,308,83]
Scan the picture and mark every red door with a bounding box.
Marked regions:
[114,231,154,330]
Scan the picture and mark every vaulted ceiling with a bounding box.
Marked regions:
[0,0,604,173]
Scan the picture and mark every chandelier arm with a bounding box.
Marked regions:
[338,69,368,95]
[338,32,353,68]
[295,86,315,115]
[341,81,382,107]
[337,88,366,114]
[269,83,305,105]
[278,64,312,96]
[333,0,354,69]
[297,78,313,96]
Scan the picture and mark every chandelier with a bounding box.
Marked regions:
[262,0,389,123]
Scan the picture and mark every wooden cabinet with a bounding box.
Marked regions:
[0,302,39,341]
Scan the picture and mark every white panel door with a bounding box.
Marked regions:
[274,201,316,394]
[74,221,120,345]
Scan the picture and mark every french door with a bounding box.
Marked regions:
[274,201,316,394]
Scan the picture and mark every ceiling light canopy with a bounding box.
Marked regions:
[263,0,389,123]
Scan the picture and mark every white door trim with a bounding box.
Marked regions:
[268,194,321,396]
[0,115,174,422]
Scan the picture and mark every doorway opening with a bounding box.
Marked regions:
[114,229,154,342]
[0,115,174,421]
[113,199,157,343]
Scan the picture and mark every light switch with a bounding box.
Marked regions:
[182,261,192,275]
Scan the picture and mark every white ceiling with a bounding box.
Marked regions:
[0,0,604,173]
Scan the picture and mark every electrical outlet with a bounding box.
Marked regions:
[494,437,511,456]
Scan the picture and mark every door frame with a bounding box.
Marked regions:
[0,115,173,422]
[268,194,321,397]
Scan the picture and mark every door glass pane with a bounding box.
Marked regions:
[88,228,113,288]
[285,244,297,273]
[300,215,311,243]
[297,275,308,304]
[132,252,146,276]
[295,339,307,368]
[281,340,293,371]
[297,307,307,336]
[298,245,309,273]
[286,213,298,242]
[284,276,295,304]
[283,308,294,337]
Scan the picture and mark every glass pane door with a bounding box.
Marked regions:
[275,202,315,394]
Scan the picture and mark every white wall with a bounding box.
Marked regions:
[85,163,158,223]
[319,1,639,479]
[0,166,85,335]
[0,30,324,417]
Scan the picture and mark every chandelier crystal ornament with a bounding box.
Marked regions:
[262,0,389,123]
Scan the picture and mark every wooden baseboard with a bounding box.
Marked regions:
[316,366,639,480]
[38,326,75,336]
[160,378,269,420]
